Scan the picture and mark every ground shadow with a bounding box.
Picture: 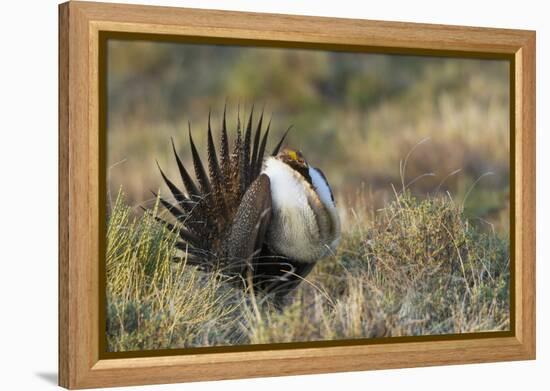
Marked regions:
[35,372,57,386]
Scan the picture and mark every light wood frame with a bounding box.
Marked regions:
[59,1,536,389]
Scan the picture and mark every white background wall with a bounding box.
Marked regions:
[1,0,546,389]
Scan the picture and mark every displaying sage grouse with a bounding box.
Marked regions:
[154,107,340,298]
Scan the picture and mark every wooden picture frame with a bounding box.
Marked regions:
[58,1,536,389]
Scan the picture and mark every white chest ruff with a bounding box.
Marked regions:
[262,158,341,263]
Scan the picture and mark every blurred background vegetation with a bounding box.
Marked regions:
[106,39,510,236]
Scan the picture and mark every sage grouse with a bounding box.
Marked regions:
[154,107,340,298]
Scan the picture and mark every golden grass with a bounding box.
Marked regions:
[106,187,509,352]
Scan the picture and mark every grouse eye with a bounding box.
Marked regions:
[285,149,307,165]
[288,150,298,161]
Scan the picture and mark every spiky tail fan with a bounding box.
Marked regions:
[153,106,291,289]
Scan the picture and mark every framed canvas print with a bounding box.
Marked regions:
[58,1,536,389]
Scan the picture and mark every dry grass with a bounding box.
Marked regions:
[106,194,245,350]
[106,185,509,352]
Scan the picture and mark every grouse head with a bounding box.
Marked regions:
[276,148,311,183]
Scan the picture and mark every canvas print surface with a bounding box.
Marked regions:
[105,39,510,353]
